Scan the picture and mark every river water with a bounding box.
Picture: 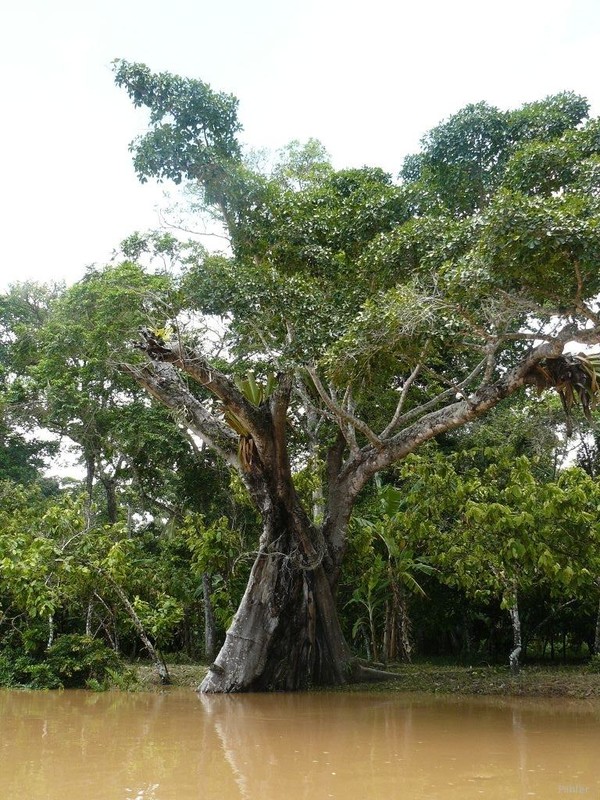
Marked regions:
[1,688,599,799]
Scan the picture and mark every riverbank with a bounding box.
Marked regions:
[132,661,600,698]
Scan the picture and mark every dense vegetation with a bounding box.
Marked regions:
[1,69,600,690]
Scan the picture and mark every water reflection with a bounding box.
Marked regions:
[1,689,599,799]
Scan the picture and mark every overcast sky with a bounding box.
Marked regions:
[1,0,599,290]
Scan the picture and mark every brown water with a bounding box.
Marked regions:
[1,689,599,800]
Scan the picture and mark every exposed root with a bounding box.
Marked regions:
[348,660,405,684]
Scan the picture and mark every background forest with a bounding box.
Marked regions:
[1,69,600,689]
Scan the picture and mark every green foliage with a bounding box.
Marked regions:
[3,74,599,682]
[479,190,600,302]
[401,101,510,215]
[0,635,122,689]
[112,60,241,186]
[401,92,589,216]
[44,634,122,688]
[342,483,435,660]
[588,654,600,673]
[394,447,600,609]
[132,595,184,649]
[271,138,332,190]
[182,513,250,631]
[323,283,445,384]
[111,71,600,437]
[0,422,54,484]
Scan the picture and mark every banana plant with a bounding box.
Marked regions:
[351,482,435,662]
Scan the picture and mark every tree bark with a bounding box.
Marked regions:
[202,573,217,663]
[508,591,522,675]
[106,578,171,685]
[594,588,600,656]
[199,492,353,692]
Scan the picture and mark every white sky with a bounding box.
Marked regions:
[1,0,599,291]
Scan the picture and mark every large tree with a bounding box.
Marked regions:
[113,62,600,691]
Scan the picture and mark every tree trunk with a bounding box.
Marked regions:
[107,578,170,685]
[202,573,217,663]
[397,585,413,663]
[383,600,393,665]
[508,591,522,675]
[199,496,353,692]
[47,614,55,650]
[595,586,600,656]
[85,599,93,636]
[100,475,118,524]
[199,555,352,692]
[84,453,96,531]
[129,355,397,692]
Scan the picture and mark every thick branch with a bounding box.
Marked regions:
[122,361,240,467]
[269,371,292,457]
[341,327,599,500]
[389,357,487,431]
[136,330,269,441]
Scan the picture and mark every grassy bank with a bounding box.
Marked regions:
[131,661,600,699]
[342,662,600,699]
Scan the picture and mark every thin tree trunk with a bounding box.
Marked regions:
[106,578,170,685]
[508,590,522,675]
[202,573,217,663]
[368,601,379,664]
[100,475,118,524]
[84,453,96,531]
[595,586,600,656]
[383,600,392,665]
[86,599,93,636]
[397,586,413,663]
[47,614,54,650]
[93,592,119,651]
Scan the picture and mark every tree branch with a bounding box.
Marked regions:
[344,325,600,497]
[122,360,240,468]
[388,358,487,432]
[135,329,270,440]
[380,356,425,438]
[306,366,382,449]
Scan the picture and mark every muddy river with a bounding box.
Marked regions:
[1,688,599,799]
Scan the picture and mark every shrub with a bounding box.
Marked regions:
[44,635,122,688]
[0,634,123,689]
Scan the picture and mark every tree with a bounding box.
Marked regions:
[0,283,61,487]
[0,477,190,685]
[112,62,600,691]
